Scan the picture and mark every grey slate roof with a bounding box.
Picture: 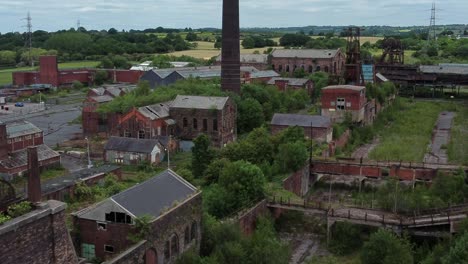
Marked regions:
[322,85,365,92]
[105,137,161,154]
[6,121,42,138]
[0,144,60,169]
[138,102,171,120]
[171,95,229,110]
[74,170,198,221]
[217,54,269,64]
[251,70,280,79]
[267,77,310,86]
[271,49,339,59]
[271,113,331,128]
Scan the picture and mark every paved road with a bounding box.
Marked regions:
[0,103,82,146]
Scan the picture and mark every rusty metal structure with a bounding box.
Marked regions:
[221,0,241,94]
[344,27,364,85]
[379,37,404,65]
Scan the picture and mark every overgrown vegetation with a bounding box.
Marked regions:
[177,215,290,264]
[448,103,468,165]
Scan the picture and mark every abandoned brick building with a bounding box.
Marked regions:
[321,85,369,123]
[169,95,237,147]
[110,102,174,139]
[267,77,314,95]
[215,54,270,70]
[72,169,202,264]
[82,85,136,136]
[13,56,144,87]
[0,121,60,176]
[270,113,333,143]
[270,49,345,76]
[104,137,164,165]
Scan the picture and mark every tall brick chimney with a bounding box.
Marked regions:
[0,122,8,160]
[27,146,41,203]
[221,0,241,94]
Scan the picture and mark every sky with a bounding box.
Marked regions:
[0,0,466,33]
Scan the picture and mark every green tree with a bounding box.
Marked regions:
[242,37,256,49]
[329,222,363,255]
[0,50,17,65]
[441,232,468,264]
[94,70,109,85]
[238,98,264,133]
[186,32,198,41]
[361,229,413,264]
[192,134,215,179]
[275,141,308,173]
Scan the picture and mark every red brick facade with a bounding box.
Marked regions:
[271,49,345,77]
[110,108,172,139]
[13,56,144,87]
[321,85,367,123]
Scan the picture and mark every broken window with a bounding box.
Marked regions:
[97,222,107,231]
[193,118,198,130]
[203,119,208,131]
[191,221,197,241]
[104,245,114,253]
[183,118,188,128]
[105,211,132,224]
[336,98,345,110]
[164,241,170,260]
[184,226,190,245]
[171,235,179,256]
[138,130,145,139]
[213,119,218,131]
[308,65,313,73]
[81,243,95,260]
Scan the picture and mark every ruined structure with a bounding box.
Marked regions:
[379,37,405,65]
[221,0,241,94]
[344,27,364,85]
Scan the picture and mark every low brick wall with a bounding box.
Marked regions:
[283,166,310,197]
[0,200,78,264]
[236,200,268,236]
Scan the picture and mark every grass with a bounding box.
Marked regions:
[448,102,468,165]
[41,167,68,181]
[369,99,456,162]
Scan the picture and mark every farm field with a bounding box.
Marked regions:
[369,99,458,162]
[168,41,280,59]
[0,61,100,85]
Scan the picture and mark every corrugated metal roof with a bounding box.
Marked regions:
[267,77,309,86]
[74,170,198,220]
[90,95,114,103]
[271,113,331,128]
[322,85,365,92]
[105,137,161,154]
[272,49,339,59]
[6,121,42,138]
[171,95,229,110]
[0,144,60,169]
[420,65,468,75]
[251,70,280,79]
[217,54,268,64]
[138,102,171,120]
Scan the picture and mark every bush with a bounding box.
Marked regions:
[7,201,32,218]
[0,213,11,225]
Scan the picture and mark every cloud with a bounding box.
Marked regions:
[0,0,466,32]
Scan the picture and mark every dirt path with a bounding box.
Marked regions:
[282,234,324,264]
[423,111,456,164]
[351,138,380,160]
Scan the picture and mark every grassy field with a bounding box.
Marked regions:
[448,102,468,165]
[168,41,280,59]
[369,99,455,162]
[0,61,100,85]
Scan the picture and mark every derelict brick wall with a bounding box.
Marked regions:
[237,200,268,236]
[283,166,310,197]
[103,193,203,264]
[0,202,78,264]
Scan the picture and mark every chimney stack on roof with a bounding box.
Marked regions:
[221,0,241,94]
[0,123,8,160]
[27,146,41,204]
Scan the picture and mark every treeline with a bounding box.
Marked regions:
[0,27,195,66]
[279,33,346,49]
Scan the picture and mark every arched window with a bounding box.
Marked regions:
[193,118,198,130]
[191,221,197,241]
[278,65,283,72]
[301,65,305,70]
[316,65,321,72]
[271,64,275,70]
[171,234,179,256]
[184,226,190,245]
[183,118,188,128]
[334,62,337,74]
[164,241,170,260]
[286,65,290,72]
[308,65,313,73]
[324,66,329,73]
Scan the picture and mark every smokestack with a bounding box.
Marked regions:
[0,123,8,160]
[27,146,41,203]
[221,0,241,94]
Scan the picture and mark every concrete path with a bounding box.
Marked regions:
[352,138,380,159]
[424,111,456,164]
